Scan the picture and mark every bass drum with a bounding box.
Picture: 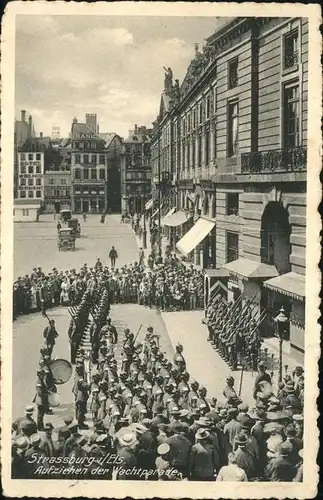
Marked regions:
[50,358,73,385]
[48,392,60,407]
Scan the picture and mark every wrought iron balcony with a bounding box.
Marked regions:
[284,51,299,69]
[241,147,307,174]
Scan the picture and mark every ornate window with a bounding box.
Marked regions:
[283,83,300,148]
[283,29,299,69]
[226,193,239,215]
[226,231,239,263]
[227,101,239,157]
[228,58,238,89]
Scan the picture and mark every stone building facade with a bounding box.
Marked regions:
[44,171,71,213]
[121,125,152,214]
[151,17,308,361]
[70,117,108,214]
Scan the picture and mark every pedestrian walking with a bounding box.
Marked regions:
[109,246,118,268]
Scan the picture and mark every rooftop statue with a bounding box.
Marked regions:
[163,66,173,91]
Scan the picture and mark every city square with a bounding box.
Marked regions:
[6,7,319,493]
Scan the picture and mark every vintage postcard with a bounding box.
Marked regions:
[1,1,321,498]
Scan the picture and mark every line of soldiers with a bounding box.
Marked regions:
[12,287,305,482]
[67,289,93,364]
[205,293,263,371]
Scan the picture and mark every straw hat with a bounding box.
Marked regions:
[195,428,209,440]
[157,443,170,455]
[118,432,137,447]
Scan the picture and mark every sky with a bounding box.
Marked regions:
[15,15,220,139]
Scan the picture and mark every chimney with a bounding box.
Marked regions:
[194,43,199,55]
[21,110,26,122]
[40,132,43,138]
[28,115,33,136]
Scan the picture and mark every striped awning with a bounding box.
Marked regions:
[222,258,278,280]
[161,207,176,225]
[145,199,153,211]
[163,210,192,228]
[176,217,215,255]
[152,204,163,218]
[264,272,305,301]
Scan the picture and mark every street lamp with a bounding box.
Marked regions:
[142,202,147,249]
[274,306,289,382]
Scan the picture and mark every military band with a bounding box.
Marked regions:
[11,259,304,482]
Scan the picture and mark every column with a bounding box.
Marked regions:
[80,198,83,213]
[96,196,99,213]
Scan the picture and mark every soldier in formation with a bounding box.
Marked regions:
[206,293,264,371]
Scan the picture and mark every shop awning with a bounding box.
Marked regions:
[161,207,176,225]
[152,204,163,218]
[205,268,231,279]
[263,272,305,301]
[163,210,192,228]
[176,217,215,255]
[222,258,278,280]
[145,199,153,211]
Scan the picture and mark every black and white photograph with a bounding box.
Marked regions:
[1,2,321,498]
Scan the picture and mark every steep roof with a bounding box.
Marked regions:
[71,122,103,141]
[98,133,117,148]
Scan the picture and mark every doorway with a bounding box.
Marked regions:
[260,202,291,274]
[83,200,89,213]
[54,201,61,213]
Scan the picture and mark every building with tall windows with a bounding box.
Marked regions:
[151,17,308,362]
[121,125,152,214]
[17,150,45,202]
[70,117,108,214]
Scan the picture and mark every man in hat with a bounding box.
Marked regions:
[224,407,242,453]
[115,432,138,480]
[13,406,37,436]
[264,441,296,481]
[223,376,242,407]
[189,428,217,481]
[43,319,59,356]
[25,434,48,476]
[12,435,33,479]
[234,432,256,480]
[173,343,186,371]
[109,246,118,269]
[156,442,171,479]
[253,362,271,400]
[63,422,81,457]
[166,421,192,478]
[39,422,55,457]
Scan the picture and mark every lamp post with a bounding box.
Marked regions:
[142,201,147,249]
[274,306,289,382]
[157,137,162,258]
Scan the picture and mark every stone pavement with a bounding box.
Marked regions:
[162,310,263,407]
[14,214,139,278]
[12,303,174,431]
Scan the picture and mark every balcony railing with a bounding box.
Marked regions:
[73,178,105,184]
[241,147,307,174]
[284,51,299,69]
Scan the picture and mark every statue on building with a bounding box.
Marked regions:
[163,66,173,91]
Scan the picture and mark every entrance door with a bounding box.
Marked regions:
[83,200,89,213]
[54,201,61,213]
